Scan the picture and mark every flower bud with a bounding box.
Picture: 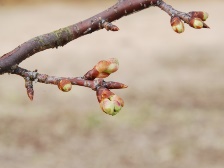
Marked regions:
[189,18,203,29]
[170,17,185,34]
[110,95,124,107]
[202,12,209,21]
[100,95,124,116]
[95,60,109,73]
[96,87,124,116]
[84,58,119,80]
[95,58,119,74]
[189,11,209,21]
[58,79,72,92]
[104,58,119,74]
[100,99,116,115]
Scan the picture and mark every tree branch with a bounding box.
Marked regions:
[11,58,128,115]
[0,0,209,115]
[12,66,127,91]
[0,0,209,74]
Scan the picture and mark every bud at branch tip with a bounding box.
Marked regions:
[189,17,203,29]
[170,16,185,34]
[97,88,124,116]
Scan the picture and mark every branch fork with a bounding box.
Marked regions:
[0,0,210,115]
[12,58,127,116]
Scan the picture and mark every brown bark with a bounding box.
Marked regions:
[0,0,209,74]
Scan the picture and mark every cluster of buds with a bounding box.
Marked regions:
[189,11,209,29]
[84,58,119,80]
[97,87,124,116]
[58,79,72,92]
[170,11,209,33]
[54,58,126,116]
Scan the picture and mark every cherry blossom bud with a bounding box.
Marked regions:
[202,12,209,21]
[84,58,119,80]
[189,11,209,21]
[96,87,124,116]
[170,17,185,34]
[104,58,119,74]
[100,95,124,116]
[95,58,119,74]
[58,79,72,92]
[189,18,203,29]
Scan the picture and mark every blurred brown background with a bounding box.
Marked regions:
[0,0,224,168]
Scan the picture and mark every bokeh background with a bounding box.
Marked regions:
[0,0,224,168]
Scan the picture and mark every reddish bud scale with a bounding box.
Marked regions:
[84,68,100,80]
[189,11,209,21]
[170,16,184,33]
[27,88,34,101]
[97,72,110,78]
[25,80,34,101]
[96,87,114,103]
[104,81,128,89]
[102,22,119,31]
[203,22,210,29]
[58,79,72,92]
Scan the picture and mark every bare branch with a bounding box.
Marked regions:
[12,67,127,91]
[0,0,210,115]
[11,60,127,116]
[0,0,209,74]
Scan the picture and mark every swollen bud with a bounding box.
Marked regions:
[95,58,119,74]
[202,12,209,21]
[104,58,119,74]
[84,58,119,80]
[110,95,124,109]
[100,99,116,115]
[189,18,203,29]
[189,11,209,21]
[58,79,72,92]
[170,17,185,34]
[100,95,124,116]
[96,87,124,116]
